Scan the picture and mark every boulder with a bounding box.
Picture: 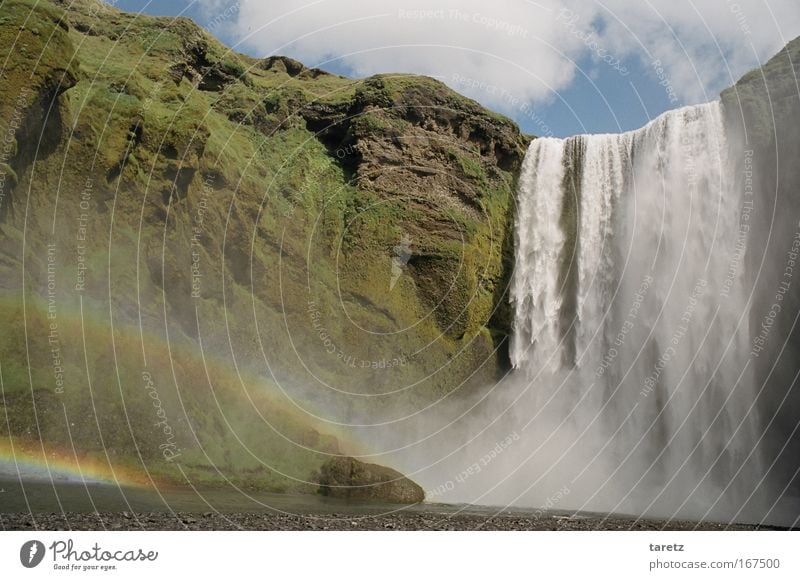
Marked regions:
[317,457,424,504]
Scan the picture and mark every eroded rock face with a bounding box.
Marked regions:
[298,75,530,347]
[317,457,425,504]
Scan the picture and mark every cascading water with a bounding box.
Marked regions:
[389,101,777,524]
[505,101,767,521]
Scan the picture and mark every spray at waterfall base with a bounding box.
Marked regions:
[380,102,788,525]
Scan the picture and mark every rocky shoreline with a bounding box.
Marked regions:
[0,511,780,531]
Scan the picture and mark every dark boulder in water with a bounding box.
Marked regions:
[317,457,424,504]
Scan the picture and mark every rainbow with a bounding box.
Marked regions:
[0,437,154,489]
[0,294,373,491]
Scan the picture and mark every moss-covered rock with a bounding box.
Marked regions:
[317,456,424,504]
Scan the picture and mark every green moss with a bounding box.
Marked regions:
[0,0,530,489]
[352,113,398,134]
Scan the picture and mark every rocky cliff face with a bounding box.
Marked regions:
[720,36,800,498]
[0,0,528,489]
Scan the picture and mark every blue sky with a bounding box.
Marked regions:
[112,0,797,138]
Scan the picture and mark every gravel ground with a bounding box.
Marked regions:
[0,511,778,531]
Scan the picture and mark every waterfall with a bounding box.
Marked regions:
[508,102,767,521]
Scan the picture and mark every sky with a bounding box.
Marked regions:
[112,0,800,137]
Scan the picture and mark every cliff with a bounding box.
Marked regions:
[0,0,528,489]
[721,36,800,498]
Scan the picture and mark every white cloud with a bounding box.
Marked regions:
[588,0,800,102]
[208,0,800,117]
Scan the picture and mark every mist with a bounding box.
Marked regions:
[325,98,799,528]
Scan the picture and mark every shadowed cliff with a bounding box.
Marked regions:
[721,36,800,499]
